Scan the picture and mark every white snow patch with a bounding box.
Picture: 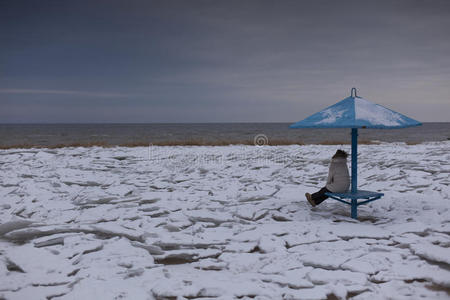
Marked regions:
[316,108,346,124]
[355,98,405,126]
[0,143,449,298]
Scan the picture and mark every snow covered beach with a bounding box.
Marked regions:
[1,143,449,299]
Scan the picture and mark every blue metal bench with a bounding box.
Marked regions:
[321,128,384,219]
[325,190,384,219]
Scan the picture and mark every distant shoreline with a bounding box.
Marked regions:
[1,140,443,150]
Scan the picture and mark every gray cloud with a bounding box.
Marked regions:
[1,0,449,122]
[0,89,134,98]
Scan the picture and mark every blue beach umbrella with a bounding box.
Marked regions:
[290,88,421,218]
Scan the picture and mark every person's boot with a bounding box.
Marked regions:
[305,193,316,207]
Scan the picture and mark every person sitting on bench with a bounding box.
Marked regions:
[305,150,350,207]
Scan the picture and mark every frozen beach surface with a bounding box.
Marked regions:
[1,142,449,299]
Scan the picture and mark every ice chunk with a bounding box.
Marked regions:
[307,269,367,286]
[410,243,450,265]
[284,286,329,300]
[331,223,391,239]
[130,241,164,255]
[192,258,227,270]
[34,237,64,248]
[0,219,34,236]
[258,235,286,253]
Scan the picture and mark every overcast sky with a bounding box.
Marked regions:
[1,0,449,123]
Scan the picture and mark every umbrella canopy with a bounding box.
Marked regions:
[290,88,421,129]
[290,88,421,198]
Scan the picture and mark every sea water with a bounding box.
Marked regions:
[0,122,449,148]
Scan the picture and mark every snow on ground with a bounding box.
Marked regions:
[0,142,449,299]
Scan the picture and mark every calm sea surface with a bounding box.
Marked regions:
[0,123,449,148]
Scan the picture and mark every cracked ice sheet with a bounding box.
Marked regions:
[0,142,449,299]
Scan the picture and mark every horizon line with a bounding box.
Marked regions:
[0,121,446,125]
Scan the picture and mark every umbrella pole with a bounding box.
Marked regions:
[351,128,358,219]
[351,128,358,193]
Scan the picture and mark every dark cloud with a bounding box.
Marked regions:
[1,0,449,122]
